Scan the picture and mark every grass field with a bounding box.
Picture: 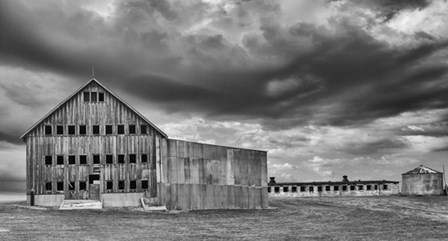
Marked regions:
[1,196,448,241]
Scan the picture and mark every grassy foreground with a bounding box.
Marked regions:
[1,196,448,241]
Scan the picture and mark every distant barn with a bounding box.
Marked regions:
[401,165,444,195]
[21,78,268,210]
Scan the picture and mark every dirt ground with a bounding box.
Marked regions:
[1,196,448,241]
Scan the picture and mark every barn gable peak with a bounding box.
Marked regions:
[20,78,168,140]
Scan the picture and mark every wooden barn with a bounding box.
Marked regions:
[21,78,268,210]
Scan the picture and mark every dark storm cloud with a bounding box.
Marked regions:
[0,131,22,145]
[1,0,448,133]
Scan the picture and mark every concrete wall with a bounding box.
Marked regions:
[101,192,144,207]
[31,194,65,206]
[402,173,444,195]
[268,183,400,198]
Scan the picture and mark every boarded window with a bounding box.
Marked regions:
[57,125,63,135]
[105,125,113,134]
[350,185,355,191]
[358,185,364,191]
[383,184,388,190]
[45,125,52,135]
[309,186,314,192]
[45,182,52,191]
[57,155,64,165]
[267,187,271,193]
[98,92,104,102]
[79,125,86,135]
[291,186,297,193]
[130,180,137,190]
[129,125,136,134]
[334,186,339,191]
[274,187,280,193]
[129,154,136,163]
[142,180,148,189]
[83,92,90,102]
[69,182,75,191]
[45,156,52,165]
[80,155,87,165]
[69,155,75,165]
[325,186,331,191]
[300,186,306,192]
[118,181,125,190]
[93,155,100,164]
[317,186,322,192]
[92,125,100,135]
[106,181,113,190]
[106,155,113,164]
[68,125,75,135]
[342,186,347,191]
[91,92,97,102]
[118,154,125,164]
[141,125,147,134]
[57,182,63,191]
[117,125,125,134]
[79,181,86,190]
[283,186,289,192]
[141,154,148,163]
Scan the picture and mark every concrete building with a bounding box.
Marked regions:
[401,165,444,195]
[268,176,399,198]
[21,78,268,209]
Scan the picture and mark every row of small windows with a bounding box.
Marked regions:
[268,184,389,193]
[45,180,149,191]
[44,124,148,135]
[83,91,105,102]
[44,154,148,165]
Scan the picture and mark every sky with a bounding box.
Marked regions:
[1,0,448,198]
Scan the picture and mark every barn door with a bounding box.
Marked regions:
[89,174,100,200]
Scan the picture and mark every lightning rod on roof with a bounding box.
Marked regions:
[91,66,95,78]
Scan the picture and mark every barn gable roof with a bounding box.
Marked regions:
[402,165,442,175]
[20,78,168,140]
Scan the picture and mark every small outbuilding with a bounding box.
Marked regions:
[401,165,444,195]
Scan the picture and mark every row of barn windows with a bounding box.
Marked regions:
[44,124,148,135]
[45,180,149,192]
[44,154,148,165]
[83,91,105,102]
[268,184,389,193]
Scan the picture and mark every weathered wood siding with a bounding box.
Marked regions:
[25,81,163,199]
[158,139,268,210]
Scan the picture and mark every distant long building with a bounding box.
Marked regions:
[268,175,399,197]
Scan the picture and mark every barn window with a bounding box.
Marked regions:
[45,125,52,135]
[106,155,113,164]
[79,125,86,135]
[325,186,331,191]
[57,125,64,135]
[45,182,52,191]
[83,92,90,102]
[141,154,148,163]
[141,180,148,189]
[68,125,75,135]
[383,184,388,190]
[98,92,104,102]
[274,187,280,193]
[130,180,137,190]
[292,186,297,192]
[317,186,322,192]
[117,125,125,134]
[69,155,76,165]
[342,185,347,191]
[45,156,52,165]
[69,182,75,191]
[105,125,113,134]
[80,155,87,165]
[93,155,100,164]
[106,181,113,190]
[267,187,271,193]
[300,186,306,192]
[92,125,100,135]
[118,154,125,164]
[358,185,364,191]
[57,155,64,165]
[79,181,86,190]
[57,182,63,191]
[141,125,147,134]
[283,186,289,192]
[91,92,97,102]
[366,185,372,190]
[374,185,378,190]
[350,185,355,191]
[129,125,136,134]
[129,154,136,163]
[309,186,314,192]
[334,186,339,191]
[118,181,125,190]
